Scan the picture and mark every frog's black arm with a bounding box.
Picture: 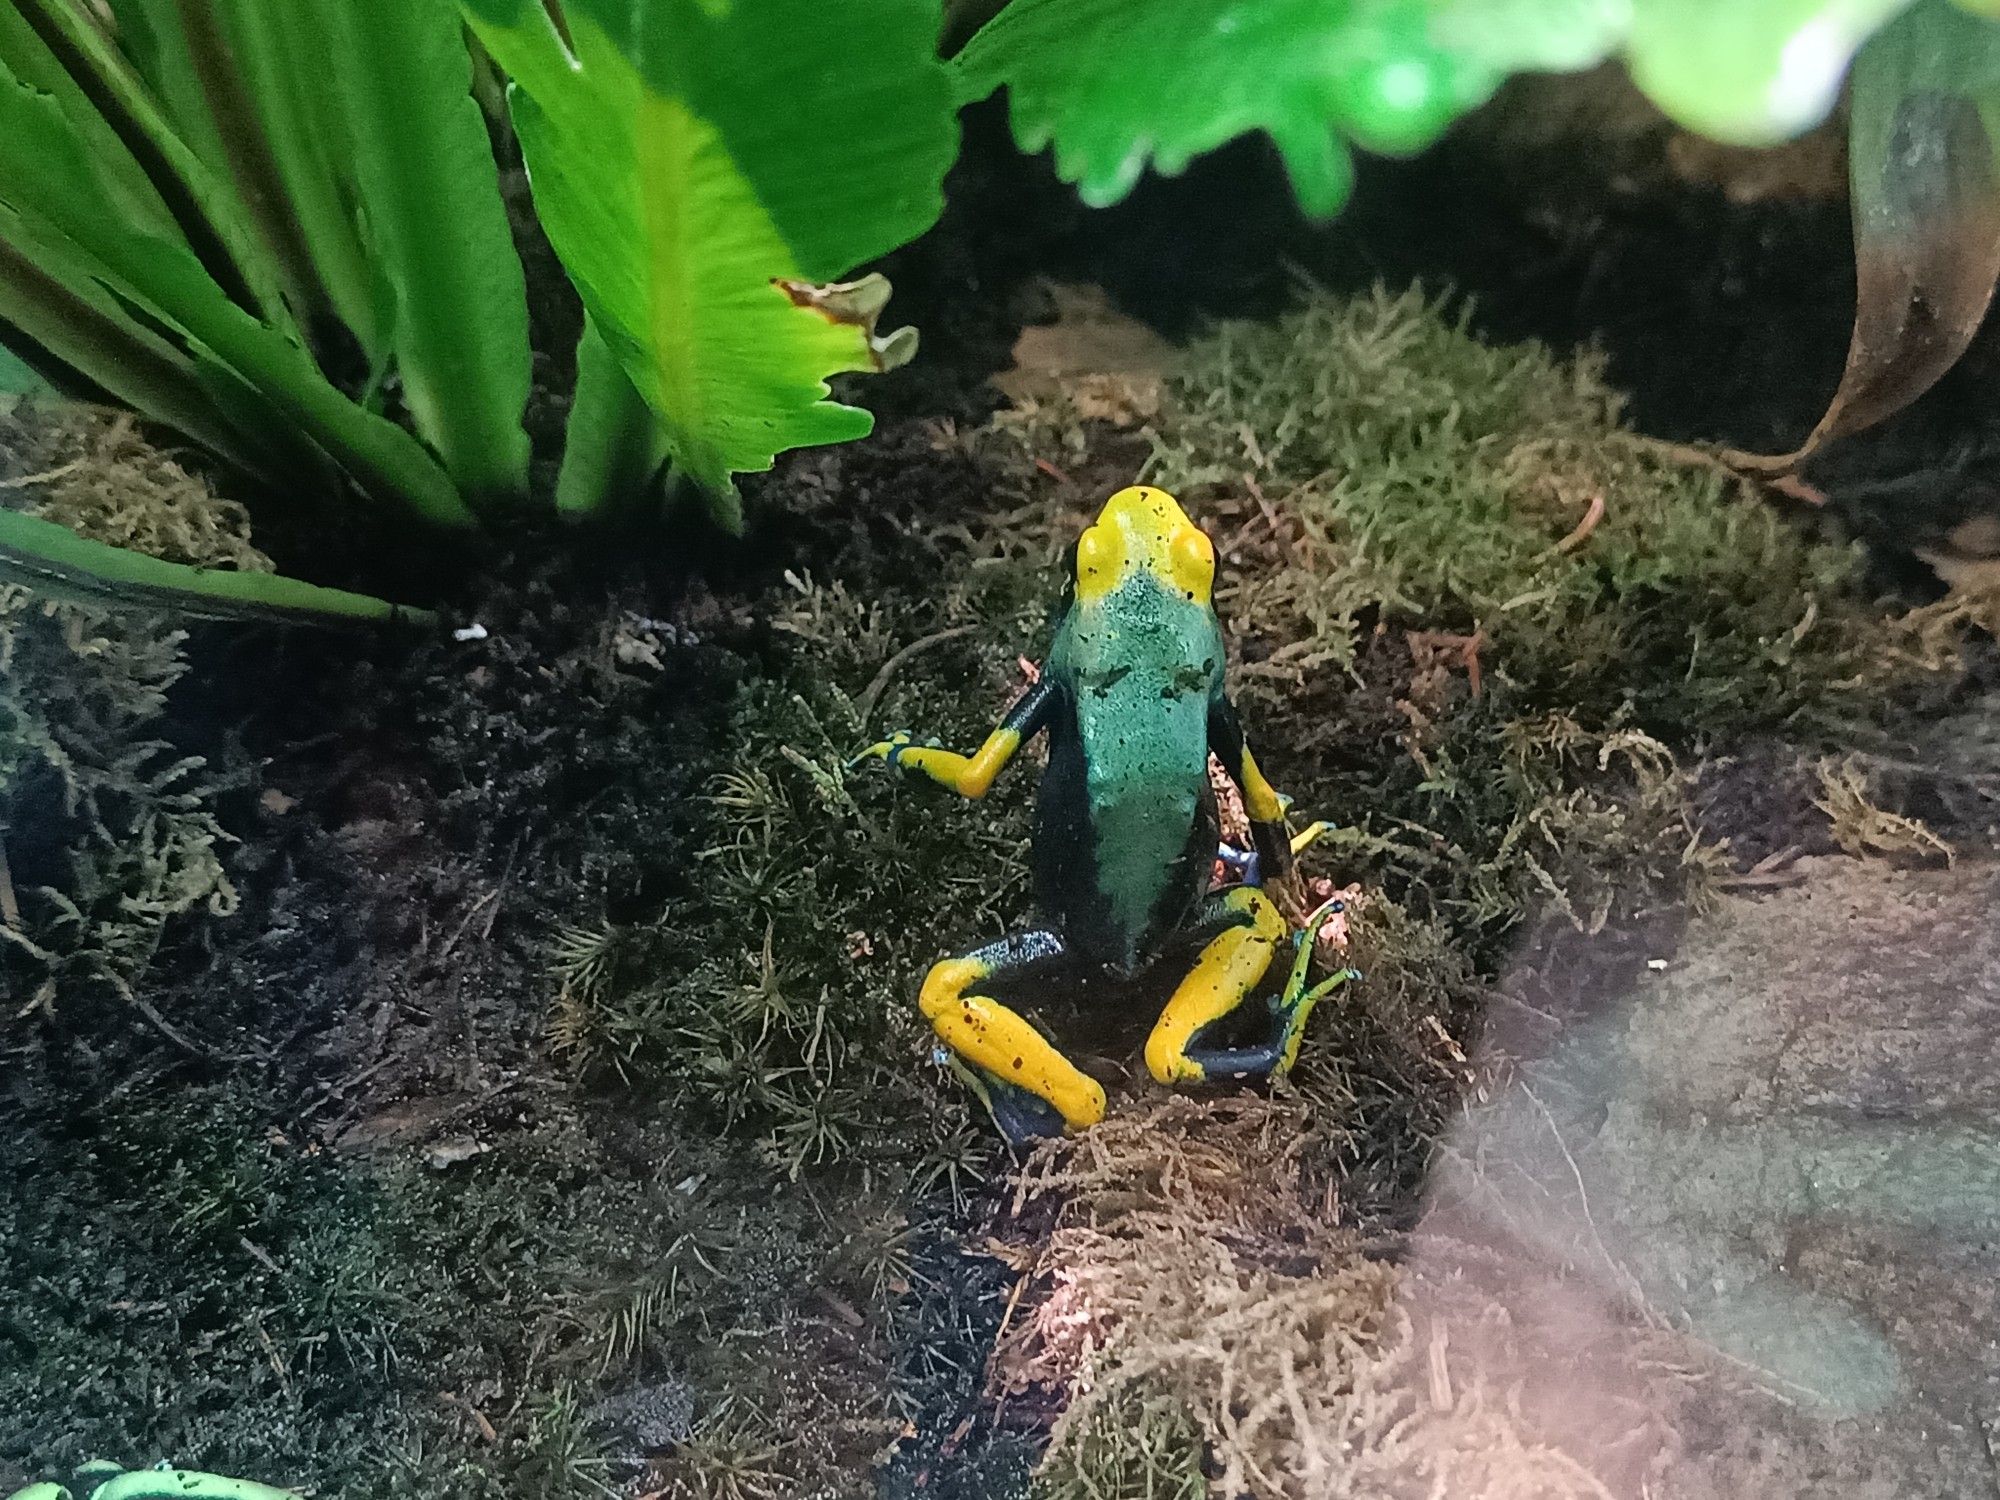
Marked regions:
[861,674,1057,799]
[1208,694,1294,880]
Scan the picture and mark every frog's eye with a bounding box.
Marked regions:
[1171,525,1215,601]
[1076,523,1118,590]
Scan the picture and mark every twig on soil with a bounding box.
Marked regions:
[1619,434,1826,507]
[439,1391,500,1444]
[988,1268,1034,1428]
[855,625,977,729]
[1522,1083,1623,1290]
[125,987,212,1056]
[1714,844,1808,891]
[480,834,522,946]
[0,458,85,490]
[305,1055,397,1122]
[436,888,500,964]
[1768,473,1829,507]
[239,1235,285,1277]
[249,1311,293,1401]
[1552,494,1606,555]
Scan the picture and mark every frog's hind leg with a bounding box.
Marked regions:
[919,930,1106,1141]
[1145,889,1357,1086]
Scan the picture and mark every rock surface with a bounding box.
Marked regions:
[1427,856,2000,1498]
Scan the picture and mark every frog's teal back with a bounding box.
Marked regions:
[1039,563,1224,970]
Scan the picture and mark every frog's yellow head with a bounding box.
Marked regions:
[1073,486,1215,606]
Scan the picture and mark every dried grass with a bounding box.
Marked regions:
[1813,755,1954,866]
[993,1096,1683,1500]
[0,404,253,1017]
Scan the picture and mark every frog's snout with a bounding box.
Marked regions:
[1076,486,1216,605]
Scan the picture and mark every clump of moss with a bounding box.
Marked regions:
[989,1096,1702,1500]
[1150,286,1914,729]
[0,406,259,1022]
[1812,753,1955,865]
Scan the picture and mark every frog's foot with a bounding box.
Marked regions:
[1148,890,1358,1085]
[918,931,1105,1135]
[940,1049,1070,1147]
[1276,903,1361,1071]
[847,730,921,769]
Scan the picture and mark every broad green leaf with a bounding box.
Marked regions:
[0,2,178,240]
[0,205,309,479]
[198,0,390,359]
[1746,0,2000,466]
[1623,0,1913,144]
[102,0,327,317]
[0,53,474,524]
[5,0,298,332]
[0,506,435,625]
[464,0,956,526]
[53,0,530,502]
[556,315,668,517]
[960,0,1944,214]
[327,0,532,501]
[954,0,1502,215]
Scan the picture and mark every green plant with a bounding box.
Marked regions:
[0,0,513,520]
[958,0,2000,460]
[955,0,1493,214]
[0,0,957,612]
[1728,0,2000,474]
[1032,1385,1208,1500]
[464,0,959,531]
[957,0,2000,215]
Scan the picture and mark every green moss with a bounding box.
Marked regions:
[1032,1386,1206,1500]
[0,1082,929,1499]
[1149,286,1894,733]
[547,574,1046,1184]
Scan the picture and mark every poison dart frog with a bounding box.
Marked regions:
[857,486,1355,1142]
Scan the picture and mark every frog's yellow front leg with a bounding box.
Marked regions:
[919,929,1106,1138]
[857,676,1055,800]
[1209,695,1297,881]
